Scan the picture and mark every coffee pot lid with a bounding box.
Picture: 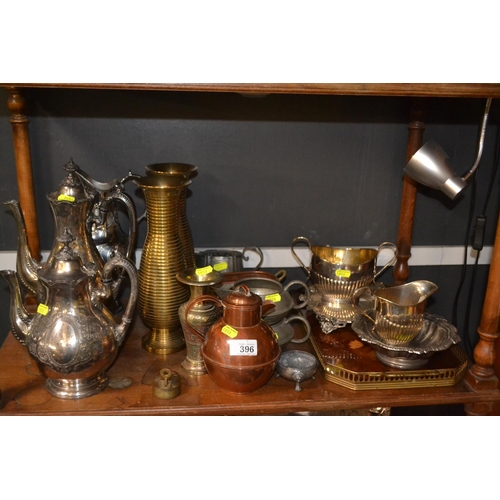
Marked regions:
[48,158,93,203]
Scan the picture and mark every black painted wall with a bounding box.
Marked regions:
[0,87,499,354]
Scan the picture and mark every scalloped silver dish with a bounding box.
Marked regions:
[351,310,461,369]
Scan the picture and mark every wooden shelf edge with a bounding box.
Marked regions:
[3,83,500,98]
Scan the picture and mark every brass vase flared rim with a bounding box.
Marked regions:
[133,176,191,189]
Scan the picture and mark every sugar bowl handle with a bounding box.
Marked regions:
[291,236,312,276]
[374,242,398,280]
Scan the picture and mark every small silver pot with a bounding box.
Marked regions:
[195,247,264,273]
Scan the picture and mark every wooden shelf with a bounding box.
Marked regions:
[1,315,498,416]
[2,82,499,415]
[4,83,500,98]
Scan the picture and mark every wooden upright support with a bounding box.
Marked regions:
[393,101,425,285]
[6,87,41,261]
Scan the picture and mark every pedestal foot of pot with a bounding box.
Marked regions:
[45,373,108,399]
[142,327,186,355]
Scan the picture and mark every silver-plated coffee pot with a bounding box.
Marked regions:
[4,159,127,308]
[0,229,138,399]
[72,162,139,263]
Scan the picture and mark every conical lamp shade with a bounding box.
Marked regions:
[404,140,467,200]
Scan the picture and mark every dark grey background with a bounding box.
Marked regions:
[0,87,499,356]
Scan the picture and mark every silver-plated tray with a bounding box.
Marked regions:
[351,310,461,369]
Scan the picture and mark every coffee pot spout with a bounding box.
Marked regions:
[3,200,42,295]
[0,269,33,345]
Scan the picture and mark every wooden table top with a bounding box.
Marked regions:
[1,314,499,416]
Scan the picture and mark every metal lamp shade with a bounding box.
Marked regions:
[404,140,467,200]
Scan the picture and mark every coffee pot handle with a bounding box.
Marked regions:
[291,236,312,276]
[103,189,138,262]
[352,286,375,324]
[185,295,223,339]
[374,242,398,280]
[102,255,139,345]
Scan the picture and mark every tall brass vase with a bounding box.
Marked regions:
[145,163,197,270]
[134,176,191,354]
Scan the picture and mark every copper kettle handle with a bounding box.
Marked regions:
[185,295,223,340]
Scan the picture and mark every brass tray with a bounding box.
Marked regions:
[309,315,468,391]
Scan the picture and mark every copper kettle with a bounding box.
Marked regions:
[185,284,281,394]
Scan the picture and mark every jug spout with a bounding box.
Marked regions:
[4,200,42,295]
[0,269,33,345]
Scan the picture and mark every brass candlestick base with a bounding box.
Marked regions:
[142,328,186,355]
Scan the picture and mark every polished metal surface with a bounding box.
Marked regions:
[145,162,198,269]
[352,310,460,369]
[74,164,139,265]
[177,268,223,375]
[0,236,138,399]
[276,351,318,392]
[404,98,492,199]
[185,285,281,394]
[134,175,191,354]
[353,280,438,345]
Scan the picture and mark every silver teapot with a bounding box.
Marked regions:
[0,229,138,399]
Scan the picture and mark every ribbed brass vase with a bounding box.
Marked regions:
[145,163,197,270]
[134,176,191,354]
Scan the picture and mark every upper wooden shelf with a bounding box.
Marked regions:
[3,83,500,98]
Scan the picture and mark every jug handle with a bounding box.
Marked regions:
[102,255,139,346]
[352,286,375,324]
[242,246,264,270]
[103,189,138,262]
[373,242,398,281]
[291,236,312,276]
[284,280,310,310]
[283,314,312,344]
[185,295,223,340]
[275,269,287,282]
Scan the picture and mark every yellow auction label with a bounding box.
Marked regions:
[195,265,213,276]
[222,325,238,338]
[335,269,351,278]
[213,262,228,272]
[57,194,76,203]
[264,293,281,302]
[37,304,49,316]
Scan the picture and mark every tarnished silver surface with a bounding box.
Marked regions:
[272,314,311,346]
[352,280,438,345]
[195,247,264,273]
[276,351,318,392]
[0,235,138,399]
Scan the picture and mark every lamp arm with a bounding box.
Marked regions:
[462,98,493,183]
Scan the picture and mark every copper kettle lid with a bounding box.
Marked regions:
[223,284,262,308]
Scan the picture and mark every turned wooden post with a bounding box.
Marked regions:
[6,87,41,261]
[464,209,500,407]
[392,102,425,285]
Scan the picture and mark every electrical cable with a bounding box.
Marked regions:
[461,122,500,358]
